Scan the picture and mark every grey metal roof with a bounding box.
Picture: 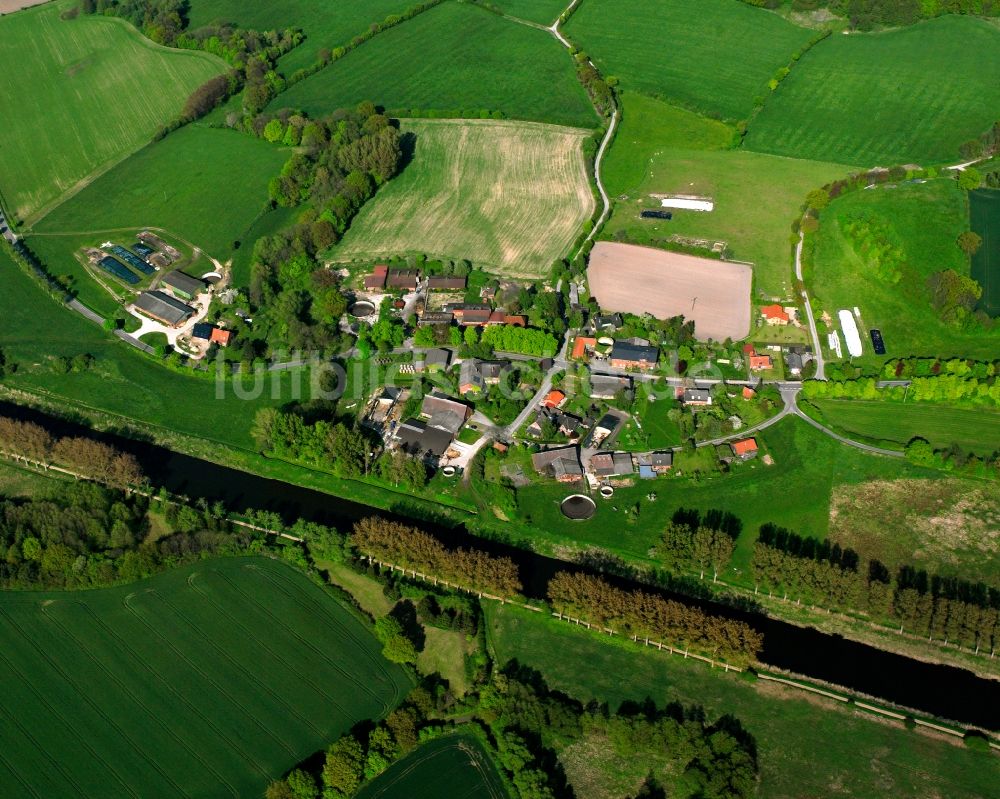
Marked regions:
[133,291,194,326]
[161,270,204,296]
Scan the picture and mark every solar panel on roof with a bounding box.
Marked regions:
[111,245,154,275]
[98,256,139,285]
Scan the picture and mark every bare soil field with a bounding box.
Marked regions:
[331,119,595,277]
[586,241,751,340]
[0,0,49,11]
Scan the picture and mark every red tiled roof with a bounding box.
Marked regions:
[742,343,756,355]
[749,354,772,370]
[742,386,756,400]
[542,390,566,408]
[211,328,233,346]
[761,304,790,322]
[504,315,526,327]
[373,264,389,276]
[572,336,597,359]
[731,438,758,456]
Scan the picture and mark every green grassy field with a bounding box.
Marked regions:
[504,415,945,574]
[969,188,1000,316]
[0,0,224,224]
[808,179,1000,361]
[603,95,850,295]
[0,557,411,798]
[271,2,597,128]
[188,0,417,73]
[231,204,301,288]
[355,733,508,799]
[487,603,1000,799]
[745,16,1000,165]
[492,0,566,24]
[564,0,814,121]
[810,399,1000,455]
[331,119,594,276]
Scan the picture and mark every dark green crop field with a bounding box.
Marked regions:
[745,16,1000,165]
[487,604,1000,799]
[0,0,224,225]
[564,0,813,121]
[356,733,508,799]
[491,0,567,24]
[970,188,1000,316]
[187,0,416,74]
[271,2,597,128]
[0,558,410,799]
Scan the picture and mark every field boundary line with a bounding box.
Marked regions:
[241,563,404,713]
[41,600,242,798]
[143,587,326,746]
[70,598,275,783]
[122,589,299,758]
[187,569,363,716]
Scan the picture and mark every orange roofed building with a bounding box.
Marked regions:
[210,328,233,347]
[542,389,566,409]
[731,438,759,460]
[761,304,790,325]
[749,354,772,371]
[571,336,596,360]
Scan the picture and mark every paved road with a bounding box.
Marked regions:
[794,229,826,380]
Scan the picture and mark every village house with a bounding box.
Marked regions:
[589,374,631,400]
[749,353,772,371]
[589,313,622,333]
[418,348,451,373]
[760,304,790,325]
[210,327,233,347]
[571,336,597,360]
[417,311,454,326]
[504,314,527,327]
[387,269,420,290]
[650,451,673,473]
[609,341,659,370]
[531,446,583,483]
[364,264,388,290]
[459,359,508,395]
[682,388,713,406]
[731,438,759,460]
[542,389,566,409]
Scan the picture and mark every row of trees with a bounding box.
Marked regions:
[0,416,143,488]
[904,437,1000,481]
[657,522,736,582]
[350,517,523,598]
[801,372,1000,405]
[750,526,1000,654]
[479,325,560,357]
[251,407,375,476]
[883,356,999,380]
[547,571,764,666]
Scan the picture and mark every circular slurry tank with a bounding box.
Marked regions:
[442,466,457,477]
[349,300,376,318]
[599,485,615,499]
[560,494,597,521]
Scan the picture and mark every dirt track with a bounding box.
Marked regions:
[587,241,751,341]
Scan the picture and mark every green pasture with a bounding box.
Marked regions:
[487,603,1000,799]
[564,0,814,121]
[810,399,1000,455]
[231,204,301,289]
[505,415,943,575]
[0,557,410,799]
[745,16,1000,165]
[969,188,1000,316]
[29,125,287,273]
[330,119,594,277]
[271,2,597,128]
[356,733,508,799]
[0,0,224,224]
[603,95,850,295]
[188,0,416,73]
[808,179,1000,361]
[492,0,567,24]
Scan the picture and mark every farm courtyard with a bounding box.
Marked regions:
[587,241,752,340]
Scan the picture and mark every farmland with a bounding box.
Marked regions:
[187,0,417,73]
[0,0,224,224]
[807,179,1000,361]
[969,188,1000,316]
[745,16,1000,165]
[491,0,566,24]
[809,399,1000,455]
[331,120,595,276]
[27,126,287,314]
[564,0,814,121]
[603,95,851,295]
[0,557,410,798]
[270,2,597,128]
[587,241,752,341]
[355,733,508,799]
[487,603,1000,799]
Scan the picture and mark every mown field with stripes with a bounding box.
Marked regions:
[0,0,224,224]
[0,557,410,798]
[331,119,595,277]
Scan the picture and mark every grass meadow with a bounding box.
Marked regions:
[0,0,224,224]
[487,603,1000,799]
[808,179,1000,361]
[0,557,410,798]
[503,415,945,574]
[355,733,508,799]
[331,119,595,276]
[271,2,597,129]
[492,0,566,24]
[27,125,287,313]
[745,16,1000,165]
[187,0,417,73]
[602,93,850,296]
[564,0,814,121]
[969,188,1000,316]
[809,399,1000,455]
